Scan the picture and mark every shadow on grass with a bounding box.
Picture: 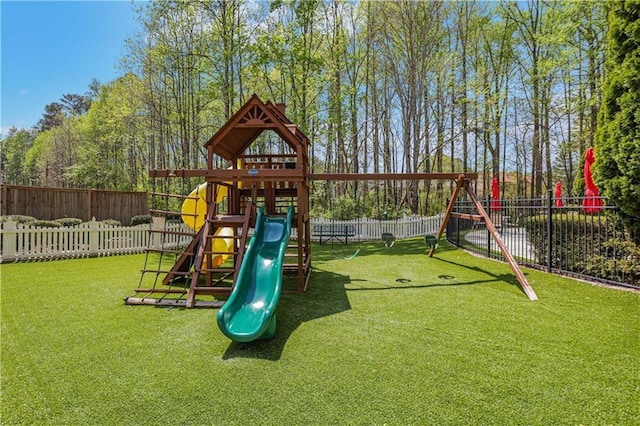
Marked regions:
[430,255,528,294]
[344,274,508,292]
[221,268,351,361]
[220,238,529,359]
[326,238,523,294]
[311,237,459,262]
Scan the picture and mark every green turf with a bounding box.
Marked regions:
[2,239,638,425]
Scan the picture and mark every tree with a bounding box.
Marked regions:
[0,127,35,184]
[252,0,324,135]
[478,10,516,183]
[24,115,82,187]
[60,93,91,116]
[36,102,65,131]
[375,0,445,213]
[69,74,147,190]
[595,0,640,237]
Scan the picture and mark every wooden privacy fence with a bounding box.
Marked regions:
[0,214,443,263]
[0,185,148,225]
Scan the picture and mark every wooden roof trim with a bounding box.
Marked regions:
[204,94,262,150]
[205,95,309,161]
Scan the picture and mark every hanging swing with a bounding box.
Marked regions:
[380,208,399,248]
[381,232,396,248]
[424,234,438,249]
[332,239,361,260]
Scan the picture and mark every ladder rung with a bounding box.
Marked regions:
[196,267,236,273]
[150,192,198,200]
[149,208,183,216]
[203,251,239,256]
[146,248,194,255]
[133,288,188,294]
[140,269,190,276]
[148,229,195,236]
[191,287,233,295]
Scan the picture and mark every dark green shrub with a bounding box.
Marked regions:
[131,215,152,226]
[524,211,639,285]
[101,219,121,227]
[1,215,37,224]
[30,220,62,228]
[332,195,357,220]
[55,217,83,227]
[166,215,182,224]
[579,239,640,283]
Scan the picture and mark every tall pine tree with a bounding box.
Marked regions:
[595,0,640,237]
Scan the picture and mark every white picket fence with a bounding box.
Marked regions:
[0,214,443,263]
[307,214,443,241]
[0,219,193,263]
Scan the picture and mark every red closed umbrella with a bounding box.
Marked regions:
[555,181,564,207]
[490,177,502,211]
[581,148,604,213]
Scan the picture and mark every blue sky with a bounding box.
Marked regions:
[1,0,145,135]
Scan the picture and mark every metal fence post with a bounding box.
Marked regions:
[486,195,492,258]
[547,189,553,272]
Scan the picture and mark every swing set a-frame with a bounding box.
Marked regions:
[125,95,537,310]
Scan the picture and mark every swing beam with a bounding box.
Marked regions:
[308,172,478,181]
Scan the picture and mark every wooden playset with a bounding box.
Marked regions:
[125,95,536,316]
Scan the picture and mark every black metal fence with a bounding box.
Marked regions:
[447,191,640,290]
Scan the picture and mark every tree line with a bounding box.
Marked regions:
[2,0,631,221]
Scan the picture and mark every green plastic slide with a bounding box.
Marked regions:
[217,206,294,342]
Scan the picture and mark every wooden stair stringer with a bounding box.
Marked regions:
[186,203,218,308]
[162,227,203,285]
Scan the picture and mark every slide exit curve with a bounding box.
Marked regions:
[217,206,294,342]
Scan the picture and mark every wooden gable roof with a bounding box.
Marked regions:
[204,94,309,161]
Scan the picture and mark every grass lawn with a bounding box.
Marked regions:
[2,239,639,425]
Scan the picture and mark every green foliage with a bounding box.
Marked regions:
[523,211,640,285]
[100,219,121,227]
[0,215,37,224]
[30,220,62,228]
[595,0,640,234]
[5,1,610,210]
[54,217,83,227]
[582,238,640,283]
[70,74,147,190]
[23,130,54,186]
[131,214,152,226]
[331,195,357,220]
[0,128,35,185]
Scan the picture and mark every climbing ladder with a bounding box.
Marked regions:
[124,184,253,308]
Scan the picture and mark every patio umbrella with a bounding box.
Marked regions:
[490,177,502,211]
[555,181,564,207]
[581,147,604,213]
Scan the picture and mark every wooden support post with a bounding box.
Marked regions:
[429,175,466,257]
[465,183,538,301]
